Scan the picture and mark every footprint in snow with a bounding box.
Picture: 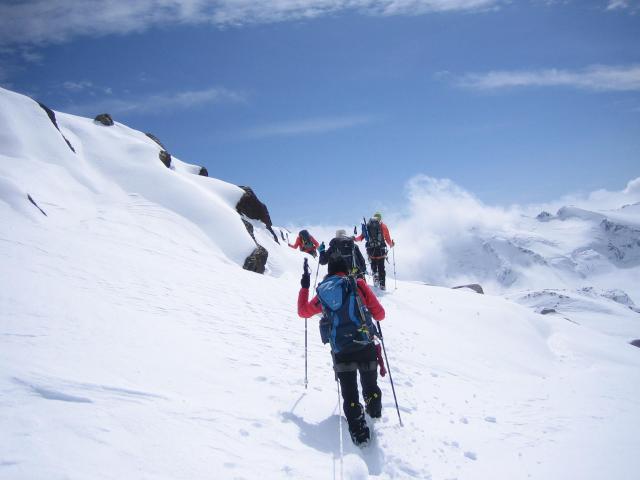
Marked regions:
[484,416,497,423]
[464,451,477,461]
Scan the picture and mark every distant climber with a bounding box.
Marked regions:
[319,229,367,277]
[298,254,386,446]
[289,229,320,258]
[356,212,395,290]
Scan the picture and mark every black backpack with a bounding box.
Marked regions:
[366,218,384,249]
[299,230,315,250]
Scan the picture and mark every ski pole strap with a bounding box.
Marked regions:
[333,360,378,373]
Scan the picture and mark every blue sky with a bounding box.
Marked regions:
[1,0,638,225]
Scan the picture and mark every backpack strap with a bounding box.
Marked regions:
[347,275,373,338]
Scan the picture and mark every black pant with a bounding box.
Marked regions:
[334,344,381,424]
[370,257,386,287]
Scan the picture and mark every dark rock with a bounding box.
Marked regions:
[242,219,255,242]
[37,102,59,129]
[540,308,556,315]
[159,150,172,168]
[36,101,76,153]
[243,245,268,274]
[198,166,209,177]
[536,211,553,222]
[452,284,484,294]
[630,339,640,348]
[236,186,278,243]
[27,194,47,216]
[145,132,167,149]
[94,113,114,126]
[144,133,173,169]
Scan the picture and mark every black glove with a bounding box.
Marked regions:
[301,258,311,289]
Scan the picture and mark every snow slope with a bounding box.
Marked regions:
[2,87,640,480]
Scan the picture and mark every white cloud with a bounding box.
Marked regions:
[65,86,245,116]
[390,176,517,282]
[243,115,375,138]
[456,65,640,92]
[0,0,503,47]
[607,0,629,9]
[623,177,640,195]
[63,80,94,92]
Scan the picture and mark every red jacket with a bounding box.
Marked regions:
[355,221,394,248]
[289,234,320,253]
[298,273,385,321]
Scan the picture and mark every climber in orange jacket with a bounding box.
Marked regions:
[355,212,395,290]
[289,229,320,258]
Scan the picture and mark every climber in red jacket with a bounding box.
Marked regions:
[298,254,385,446]
[288,229,320,258]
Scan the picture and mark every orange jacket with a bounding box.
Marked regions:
[289,234,319,253]
[356,222,393,247]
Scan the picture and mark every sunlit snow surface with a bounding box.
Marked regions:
[1,87,639,479]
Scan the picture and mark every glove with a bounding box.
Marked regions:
[391,240,395,248]
[301,258,311,289]
[318,242,325,254]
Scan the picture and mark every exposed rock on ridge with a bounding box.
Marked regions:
[452,284,484,294]
[243,245,268,274]
[236,186,278,243]
[36,102,76,153]
[94,113,114,126]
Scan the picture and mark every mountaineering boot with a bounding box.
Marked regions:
[365,392,382,418]
[346,402,370,446]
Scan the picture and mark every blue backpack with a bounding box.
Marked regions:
[317,275,377,354]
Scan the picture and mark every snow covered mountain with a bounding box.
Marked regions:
[1,87,639,480]
[391,177,640,303]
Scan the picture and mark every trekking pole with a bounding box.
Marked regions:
[337,380,344,480]
[302,258,313,390]
[376,321,403,426]
[392,247,397,290]
[304,318,308,390]
[313,257,320,291]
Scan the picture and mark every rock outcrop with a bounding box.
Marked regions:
[199,167,209,177]
[27,194,47,216]
[536,211,553,222]
[94,113,114,126]
[144,133,173,169]
[36,102,76,153]
[243,245,268,274]
[145,133,167,149]
[452,284,484,294]
[159,150,172,168]
[236,186,278,243]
